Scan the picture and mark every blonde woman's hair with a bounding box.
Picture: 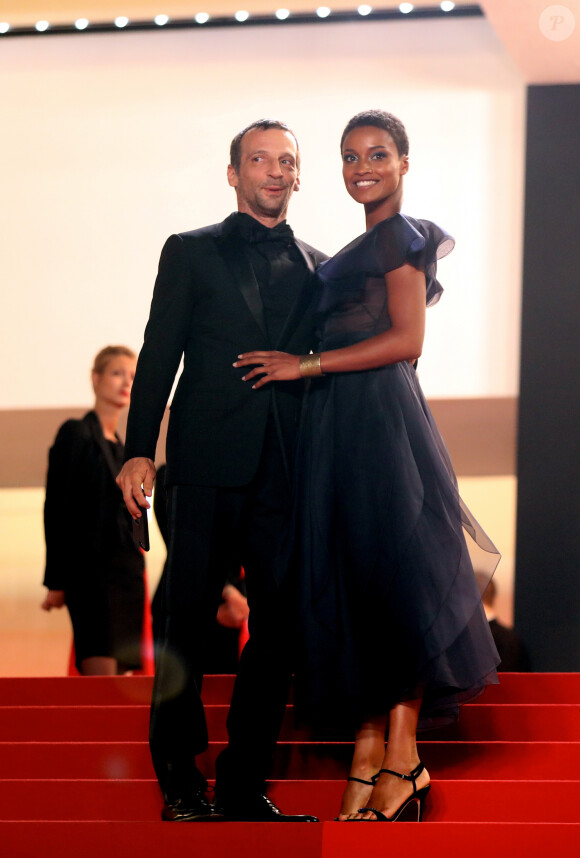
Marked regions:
[92,345,136,375]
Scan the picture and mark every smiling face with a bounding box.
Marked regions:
[227,127,300,227]
[92,354,136,411]
[341,125,409,225]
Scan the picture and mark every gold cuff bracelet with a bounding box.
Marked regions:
[299,353,324,377]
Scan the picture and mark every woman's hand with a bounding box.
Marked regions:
[234,351,301,389]
[41,590,65,611]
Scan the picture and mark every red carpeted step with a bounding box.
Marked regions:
[0,675,230,707]
[2,674,579,707]
[0,779,578,823]
[480,673,580,704]
[1,675,578,856]
[0,706,150,741]
[1,702,579,742]
[418,703,580,741]
[266,739,580,781]
[237,702,580,742]
[264,739,580,783]
[1,820,579,858]
[2,740,579,781]
[0,677,154,706]
[0,820,323,858]
[0,742,155,779]
[321,822,580,858]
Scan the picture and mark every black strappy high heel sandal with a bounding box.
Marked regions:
[357,761,430,822]
[334,774,379,821]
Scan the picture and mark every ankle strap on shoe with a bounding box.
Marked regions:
[347,774,378,786]
[378,762,424,794]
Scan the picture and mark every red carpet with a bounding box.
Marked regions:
[1,673,578,856]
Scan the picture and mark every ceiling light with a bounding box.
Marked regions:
[114,16,129,28]
[35,20,50,31]
[440,1,455,10]
[195,13,210,24]
[154,14,169,26]
[358,4,372,15]
[399,3,414,13]
[0,22,10,33]
[316,7,331,18]
[74,18,89,30]
[275,8,290,19]
[234,10,250,22]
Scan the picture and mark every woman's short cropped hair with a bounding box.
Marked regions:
[341,110,409,157]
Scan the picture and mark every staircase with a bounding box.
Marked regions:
[1,673,578,857]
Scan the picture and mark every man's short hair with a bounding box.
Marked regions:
[229,119,300,172]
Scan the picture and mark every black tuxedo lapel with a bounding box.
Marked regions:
[214,224,318,350]
[294,239,317,276]
[214,233,267,339]
[275,240,317,351]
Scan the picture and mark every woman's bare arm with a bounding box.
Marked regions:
[235,263,426,387]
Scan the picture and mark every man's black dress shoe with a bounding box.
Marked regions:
[216,792,318,822]
[162,792,224,822]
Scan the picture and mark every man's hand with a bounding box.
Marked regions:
[217,584,250,629]
[116,457,156,518]
[41,590,65,611]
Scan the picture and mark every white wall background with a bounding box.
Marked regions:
[0,16,525,408]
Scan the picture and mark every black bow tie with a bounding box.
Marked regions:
[248,221,294,245]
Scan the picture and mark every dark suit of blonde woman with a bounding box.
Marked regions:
[44,410,145,670]
[123,212,327,814]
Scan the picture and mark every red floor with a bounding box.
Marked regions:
[1,673,579,857]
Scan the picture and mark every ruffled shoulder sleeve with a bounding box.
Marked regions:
[318,214,454,307]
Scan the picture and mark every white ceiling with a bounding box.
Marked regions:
[3,1,580,83]
[481,0,580,84]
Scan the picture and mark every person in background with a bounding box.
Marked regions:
[476,573,530,672]
[41,345,145,676]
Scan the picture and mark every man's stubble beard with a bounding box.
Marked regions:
[250,186,293,221]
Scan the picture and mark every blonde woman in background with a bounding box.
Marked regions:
[42,346,146,675]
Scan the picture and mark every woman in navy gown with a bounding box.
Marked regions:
[236,111,500,822]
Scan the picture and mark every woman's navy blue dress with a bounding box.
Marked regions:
[293,214,500,729]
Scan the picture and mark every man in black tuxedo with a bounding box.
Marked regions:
[117,120,327,821]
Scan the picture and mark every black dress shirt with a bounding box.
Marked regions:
[230,212,309,346]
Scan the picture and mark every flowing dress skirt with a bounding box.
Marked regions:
[293,338,500,730]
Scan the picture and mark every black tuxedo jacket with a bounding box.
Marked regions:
[124,214,327,487]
